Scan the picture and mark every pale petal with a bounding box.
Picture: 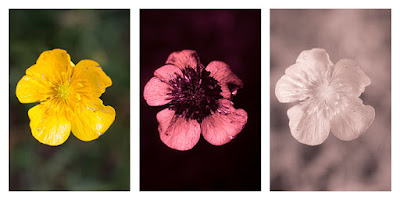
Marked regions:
[201,99,248,146]
[143,77,172,106]
[295,48,334,70]
[285,49,334,86]
[165,49,200,70]
[71,60,112,98]
[157,108,201,151]
[275,74,312,103]
[28,103,71,146]
[287,103,331,145]
[331,59,371,97]
[330,97,375,141]
[205,61,243,99]
[71,98,116,141]
[154,64,183,82]
[16,75,53,103]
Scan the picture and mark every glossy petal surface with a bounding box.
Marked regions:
[287,103,331,145]
[26,49,73,84]
[143,77,172,106]
[330,97,375,141]
[154,64,183,82]
[28,103,71,146]
[294,48,334,74]
[275,49,334,103]
[331,59,371,97]
[71,98,116,141]
[206,61,243,99]
[157,108,201,151]
[201,99,248,146]
[16,75,53,103]
[72,60,112,98]
[165,49,200,70]
[275,74,312,103]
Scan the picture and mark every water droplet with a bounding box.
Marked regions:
[231,89,237,96]
[76,93,81,100]
[77,83,83,87]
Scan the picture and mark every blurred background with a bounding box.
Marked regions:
[270,9,391,190]
[140,10,261,190]
[9,9,130,190]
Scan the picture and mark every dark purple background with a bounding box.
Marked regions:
[140,9,261,191]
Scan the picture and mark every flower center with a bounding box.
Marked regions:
[56,84,72,100]
[168,65,223,122]
[316,82,334,100]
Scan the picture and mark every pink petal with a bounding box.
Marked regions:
[287,102,331,145]
[165,49,200,70]
[143,77,171,106]
[330,97,375,141]
[201,99,248,146]
[154,64,183,82]
[157,108,201,151]
[331,59,371,97]
[205,61,243,99]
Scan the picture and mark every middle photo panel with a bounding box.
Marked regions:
[140,9,261,191]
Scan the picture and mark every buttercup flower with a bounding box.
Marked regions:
[144,50,248,151]
[275,48,375,145]
[16,49,116,146]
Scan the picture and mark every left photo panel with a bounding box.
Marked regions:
[9,9,130,190]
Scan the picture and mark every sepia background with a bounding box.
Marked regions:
[9,9,130,190]
[270,9,391,191]
[140,9,261,191]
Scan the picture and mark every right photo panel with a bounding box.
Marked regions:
[270,9,391,191]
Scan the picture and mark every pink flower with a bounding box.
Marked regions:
[275,48,375,145]
[144,50,248,151]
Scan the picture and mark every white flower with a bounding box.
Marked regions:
[275,48,375,145]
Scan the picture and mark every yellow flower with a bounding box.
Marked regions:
[16,49,116,146]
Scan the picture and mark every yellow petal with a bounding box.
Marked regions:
[71,98,115,141]
[28,103,71,146]
[26,49,74,84]
[16,75,53,103]
[71,60,112,98]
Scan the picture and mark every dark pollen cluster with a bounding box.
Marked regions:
[168,65,223,123]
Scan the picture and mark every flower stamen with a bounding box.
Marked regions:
[56,84,72,100]
[168,65,223,122]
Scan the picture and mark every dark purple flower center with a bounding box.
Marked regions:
[168,65,222,123]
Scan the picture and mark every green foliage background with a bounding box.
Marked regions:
[9,9,130,190]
